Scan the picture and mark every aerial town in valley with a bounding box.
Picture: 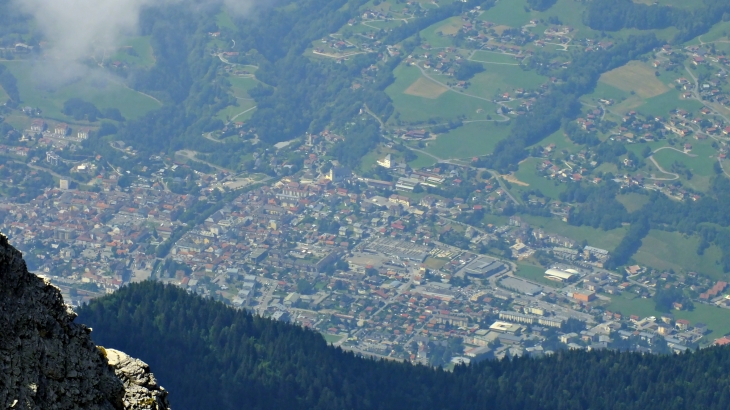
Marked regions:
[3,0,730,367]
[2,122,729,366]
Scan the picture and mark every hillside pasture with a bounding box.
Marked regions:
[3,61,161,121]
[469,50,519,65]
[599,61,669,99]
[633,230,727,281]
[387,65,499,123]
[467,64,548,99]
[423,121,510,159]
[521,215,627,251]
[436,17,462,35]
[605,292,730,343]
[109,36,155,68]
[404,78,449,99]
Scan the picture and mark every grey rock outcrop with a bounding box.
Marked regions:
[0,234,170,409]
[105,349,170,410]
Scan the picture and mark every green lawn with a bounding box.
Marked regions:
[423,121,511,159]
[529,129,579,152]
[653,143,718,177]
[214,99,256,122]
[109,36,155,68]
[420,16,463,48]
[616,193,650,213]
[469,50,519,65]
[605,292,730,343]
[636,89,704,118]
[0,84,8,102]
[633,230,727,281]
[686,19,730,44]
[515,262,558,288]
[585,81,631,103]
[467,64,548,100]
[521,215,627,251]
[478,0,531,27]
[228,76,259,99]
[408,151,438,169]
[386,65,499,123]
[3,61,161,121]
[512,158,567,199]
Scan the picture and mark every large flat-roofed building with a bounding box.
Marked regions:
[545,268,577,282]
[500,277,542,296]
[489,321,522,333]
[498,312,565,328]
[463,256,506,277]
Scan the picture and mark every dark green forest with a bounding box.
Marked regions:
[79,282,730,410]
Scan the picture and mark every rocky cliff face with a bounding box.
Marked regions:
[0,235,170,410]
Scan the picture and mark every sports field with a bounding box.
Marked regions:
[633,230,727,281]
[515,262,558,288]
[600,62,669,99]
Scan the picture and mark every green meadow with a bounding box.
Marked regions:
[633,230,727,281]
[2,61,161,121]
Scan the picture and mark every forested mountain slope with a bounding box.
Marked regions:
[79,282,730,410]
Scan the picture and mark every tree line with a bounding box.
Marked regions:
[78,282,730,410]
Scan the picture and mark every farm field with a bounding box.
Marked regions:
[0,85,8,102]
[469,50,519,65]
[422,121,510,159]
[386,65,498,123]
[2,61,161,121]
[637,89,705,118]
[420,18,461,48]
[520,215,628,251]
[633,230,727,281]
[605,292,730,343]
[599,61,669,99]
[467,64,548,100]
